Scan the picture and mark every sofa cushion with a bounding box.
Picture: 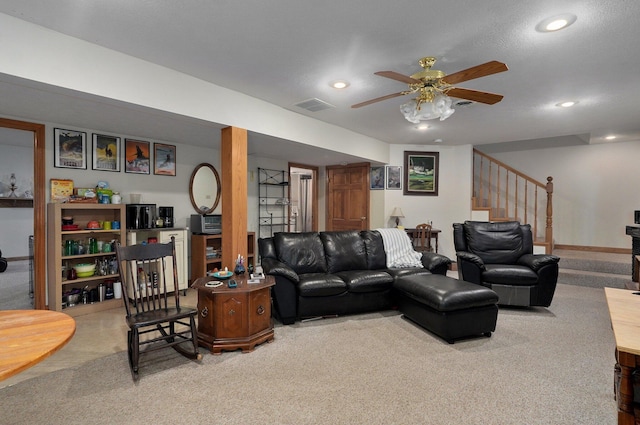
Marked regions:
[464,221,524,264]
[335,270,393,293]
[320,231,368,273]
[361,230,387,270]
[298,273,347,297]
[386,268,433,281]
[482,264,538,285]
[274,232,327,275]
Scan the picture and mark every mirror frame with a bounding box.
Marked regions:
[189,163,221,215]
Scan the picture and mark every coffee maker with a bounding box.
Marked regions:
[158,206,174,228]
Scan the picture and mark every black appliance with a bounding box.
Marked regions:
[126,204,157,229]
[159,206,174,228]
[190,214,222,234]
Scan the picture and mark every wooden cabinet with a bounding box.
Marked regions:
[190,232,255,281]
[192,275,274,354]
[47,203,125,316]
[126,228,189,293]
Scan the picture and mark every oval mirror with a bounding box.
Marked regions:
[189,163,221,215]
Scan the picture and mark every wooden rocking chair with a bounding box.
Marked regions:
[116,237,201,380]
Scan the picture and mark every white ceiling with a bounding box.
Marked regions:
[1,1,639,164]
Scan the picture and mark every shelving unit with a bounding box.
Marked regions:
[191,232,255,280]
[258,167,289,239]
[47,203,126,316]
[126,228,189,294]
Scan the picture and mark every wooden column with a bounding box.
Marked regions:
[220,126,248,271]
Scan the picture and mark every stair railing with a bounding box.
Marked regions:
[473,149,554,251]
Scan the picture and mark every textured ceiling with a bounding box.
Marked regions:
[1,0,639,164]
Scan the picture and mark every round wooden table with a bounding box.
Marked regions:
[0,309,76,381]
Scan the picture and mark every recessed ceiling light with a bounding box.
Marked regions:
[416,124,429,130]
[434,139,444,143]
[556,101,577,108]
[605,135,616,140]
[536,13,577,32]
[330,80,350,89]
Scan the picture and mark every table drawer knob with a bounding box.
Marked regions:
[257,305,265,315]
[200,307,208,318]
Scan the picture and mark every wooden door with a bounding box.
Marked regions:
[326,163,370,231]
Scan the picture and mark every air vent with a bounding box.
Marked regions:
[294,98,335,112]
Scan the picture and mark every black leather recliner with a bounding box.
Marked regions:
[453,221,560,307]
[0,249,7,273]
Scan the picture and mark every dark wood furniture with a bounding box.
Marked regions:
[405,227,441,253]
[116,237,202,380]
[605,287,640,424]
[0,310,75,381]
[191,274,275,354]
[190,232,255,281]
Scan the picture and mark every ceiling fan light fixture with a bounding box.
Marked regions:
[400,94,454,123]
[536,13,577,32]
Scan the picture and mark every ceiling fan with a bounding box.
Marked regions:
[351,57,508,122]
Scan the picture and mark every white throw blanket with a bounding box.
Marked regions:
[376,228,424,268]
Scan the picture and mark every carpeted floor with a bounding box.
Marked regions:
[0,283,617,425]
[0,259,33,310]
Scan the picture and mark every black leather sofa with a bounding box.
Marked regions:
[453,221,560,307]
[258,230,452,325]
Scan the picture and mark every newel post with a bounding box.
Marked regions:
[545,176,553,248]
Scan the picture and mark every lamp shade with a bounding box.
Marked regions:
[390,207,404,218]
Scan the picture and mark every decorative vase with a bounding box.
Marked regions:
[234,264,245,275]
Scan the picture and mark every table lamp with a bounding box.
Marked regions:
[390,207,405,227]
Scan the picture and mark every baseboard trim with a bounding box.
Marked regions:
[554,244,631,255]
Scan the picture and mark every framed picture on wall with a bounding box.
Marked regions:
[92,133,121,172]
[370,166,384,190]
[404,150,439,196]
[53,128,87,169]
[124,139,151,174]
[153,143,176,176]
[385,165,402,190]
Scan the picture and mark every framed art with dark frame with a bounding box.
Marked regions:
[385,165,402,190]
[54,128,87,169]
[153,143,176,176]
[92,133,121,172]
[124,139,151,174]
[370,166,385,190]
[404,151,439,196]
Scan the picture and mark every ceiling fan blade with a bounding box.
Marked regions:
[447,88,504,105]
[351,92,406,108]
[374,71,421,84]
[441,61,508,85]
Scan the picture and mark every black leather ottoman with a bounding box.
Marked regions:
[393,274,499,343]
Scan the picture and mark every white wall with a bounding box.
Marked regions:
[0,139,34,258]
[490,140,640,249]
[384,144,474,260]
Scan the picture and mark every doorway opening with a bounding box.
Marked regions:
[288,163,318,232]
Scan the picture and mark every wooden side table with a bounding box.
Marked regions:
[191,275,275,355]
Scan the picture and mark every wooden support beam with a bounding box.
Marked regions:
[220,126,248,272]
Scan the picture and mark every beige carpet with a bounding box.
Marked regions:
[0,283,617,424]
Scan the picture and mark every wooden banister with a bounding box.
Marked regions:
[473,149,554,253]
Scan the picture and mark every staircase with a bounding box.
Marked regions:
[473,149,554,253]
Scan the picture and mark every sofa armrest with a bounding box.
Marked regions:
[420,252,452,275]
[456,251,485,269]
[455,251,486,286]
[517,254,560,272]
[261,257,300,283]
